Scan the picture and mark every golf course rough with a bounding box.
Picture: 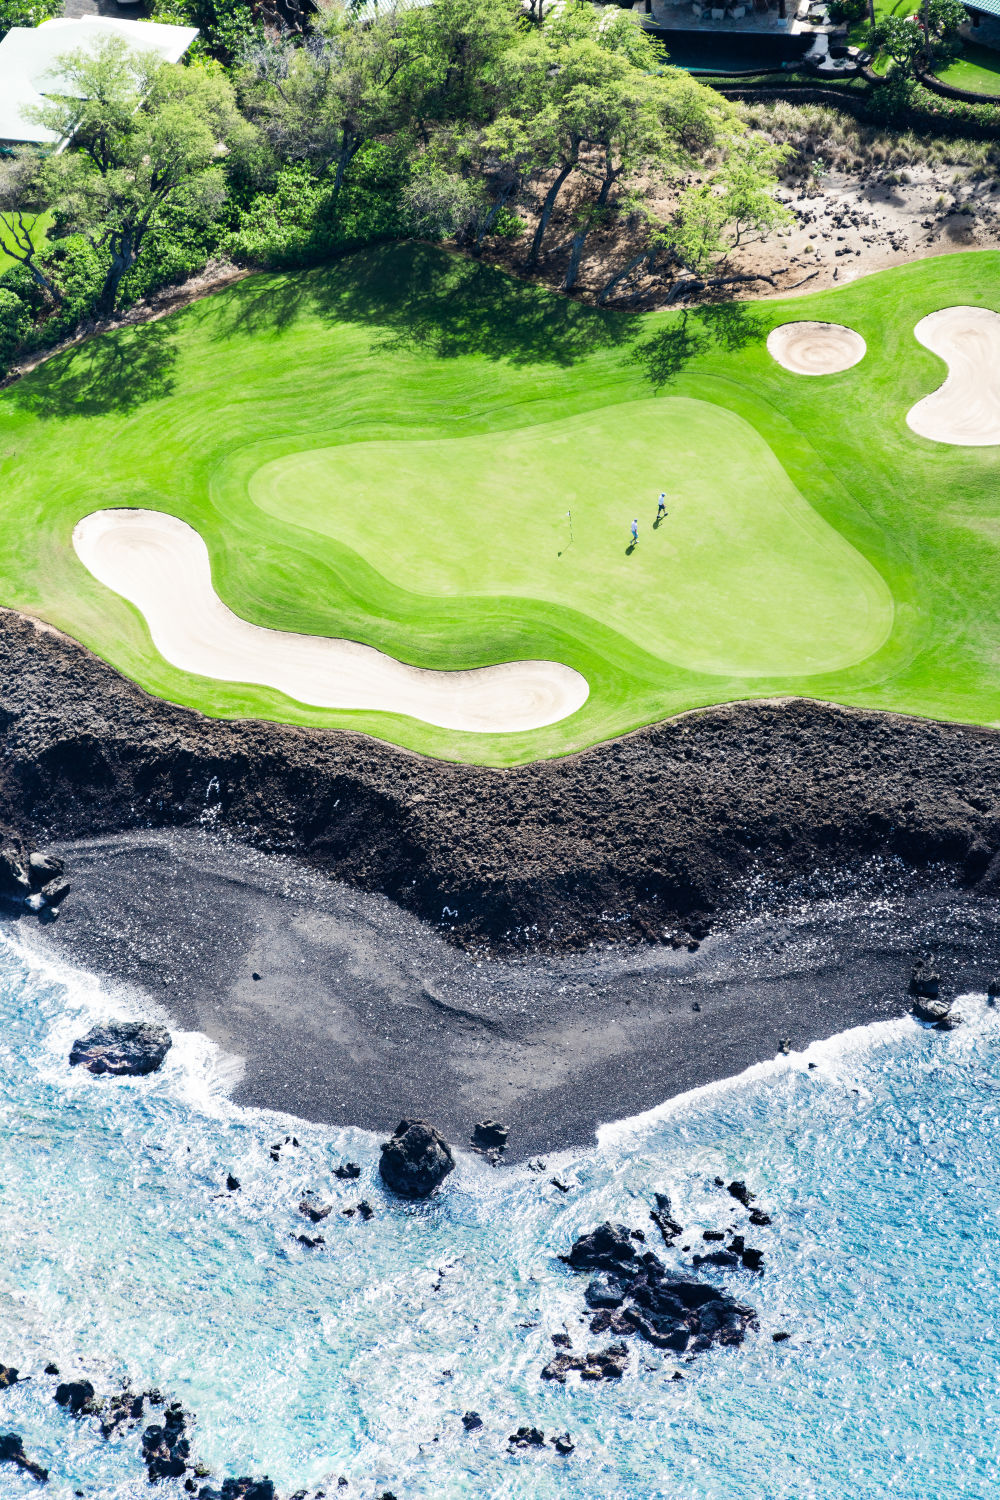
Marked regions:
[0,243,998,766]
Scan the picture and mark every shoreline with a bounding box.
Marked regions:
[3,610,1000,959]
[18,826,1000,1158]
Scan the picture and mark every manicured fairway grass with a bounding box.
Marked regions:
[0,242,997,764]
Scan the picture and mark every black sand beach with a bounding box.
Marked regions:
[19,827,1000,1157]
[3,606,1000,1153]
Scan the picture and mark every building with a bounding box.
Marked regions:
[0,16,199,149]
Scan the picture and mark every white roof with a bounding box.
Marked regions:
[0,17,199,145]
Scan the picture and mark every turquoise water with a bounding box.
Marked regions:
[0,936,998,1498]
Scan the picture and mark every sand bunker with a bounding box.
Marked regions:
[767,322,867,376]
[72,509,589,734]
[907,306,1000,447]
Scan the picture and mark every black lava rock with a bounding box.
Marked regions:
[748,1208,772,1227]
[509,1426,545,1448]
[912,994,953,1024]
[198,1480,275,1500]
[225,1174,240,1192]
[650,1192,683,1246]
[54,1381,95,1414]
[727,1181,754,1207]
[0,1433,48,1483]
[69,1021,171,1077]
[585,1273,626,1309]
[142,1402,191,1482]
[0,1366,19,1389]
[40,876,70,908]
[298,1197,332,1224]
[461,1412,483,1432]
[552,1433,575,1455]
[333,1162,361,1180]
[0,846,30,900]
[29,852,64,889]
[541,1343,628,1384]
[563,1223,756,1361]
[566,1222,639,1278]
[378,1120,454,1199]
[910,958,941,999]
[471,1120,509,1152]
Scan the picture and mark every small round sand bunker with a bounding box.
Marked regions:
[767,322,867,377]
[907,306,1000,447]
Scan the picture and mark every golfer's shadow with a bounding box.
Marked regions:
[625,541,638,556]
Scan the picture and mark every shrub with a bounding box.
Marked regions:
[0,286,32,377]
[0,0,61,38]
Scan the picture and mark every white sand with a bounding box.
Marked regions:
[766,321,867,376]
[907,306,1000,447]
[72,509,589,735]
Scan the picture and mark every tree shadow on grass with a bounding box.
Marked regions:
[631,302,768,391]
[212,242,640,368]
[6,318,178,420]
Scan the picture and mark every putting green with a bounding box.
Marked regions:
[0,241,998,765]
[246,399,891,677]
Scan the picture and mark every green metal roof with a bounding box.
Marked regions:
[966,0,1000,17]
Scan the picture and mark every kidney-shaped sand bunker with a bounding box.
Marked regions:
[907,306,1000,447]
[72,509,589,735]
[767,321,867,376]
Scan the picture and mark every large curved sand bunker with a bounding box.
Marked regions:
[767,321,867,376]
[72,509,589,734]
[907,306,1000,447]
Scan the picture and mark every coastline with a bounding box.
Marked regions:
[18,825,1000,1158]
[3,609,1000,958]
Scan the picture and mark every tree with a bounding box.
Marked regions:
[0,0,60,40]
[0,150,60,302]
[241,10,412,208]
[867,0,965,76]
[31,41,249,316]
[597,135,791,305]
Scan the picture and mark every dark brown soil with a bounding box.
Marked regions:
[4,609,1000,953]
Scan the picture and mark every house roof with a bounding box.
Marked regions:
[966,0,1000,15]
[0,16,199,146]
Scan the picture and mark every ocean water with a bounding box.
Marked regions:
[0,934,998,1500]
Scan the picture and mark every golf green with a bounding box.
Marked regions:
[0,242,997,765]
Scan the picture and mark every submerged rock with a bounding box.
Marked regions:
[142,1401,189,1481]
[650,1192,683,1246]
[378,1120,454,1199]
[461,1411,483,1432]
[508,1426,545,1448]
[563,1222,756,1361]
[197,1480,275,1500]
[69,1021,171,1077]
[552,1433,575,1455]
[298,1197,332,1224]
[54,1380,95,1414]
[0,1433,48,1483]
[541,1343,628,1384]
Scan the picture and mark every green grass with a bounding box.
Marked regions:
[0,241,997,765]
[0,212,53,275]
[935,41,1000,95]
